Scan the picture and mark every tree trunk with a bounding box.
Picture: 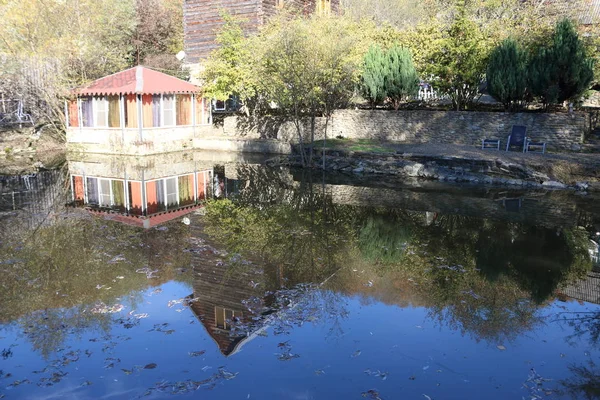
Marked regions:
[309,110,316,166]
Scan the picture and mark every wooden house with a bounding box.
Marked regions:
[183,0,341,69]
[65,66,213,155]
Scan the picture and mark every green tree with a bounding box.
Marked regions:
[530,19,595,107]
[385,45,419,109]
[200,13,257,106]
[486,38,528,111]
[360,45,387,108]
[424,4,492,110]
[251,15,363,166]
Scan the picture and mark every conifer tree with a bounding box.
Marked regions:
[385,45,419,110]
[530,19,594,107]
[487,39,528,111]
[360,45,387,108]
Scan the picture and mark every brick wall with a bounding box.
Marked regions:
[324,110,587,151]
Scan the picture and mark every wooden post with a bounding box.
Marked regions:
[64,100,69,128]
[137,94,143,141]
[77,97,83,132]
[120,94,125,141]
[141,171,147,216]
[192,93,196,127]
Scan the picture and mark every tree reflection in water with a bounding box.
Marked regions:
[202,164,595,346]
[0,211,194,358]
[560,360,600,400]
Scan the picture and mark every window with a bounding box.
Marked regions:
[81,97,93,128]
[215,306,239,330]
[107,96,120,128]
[165,177,178,207]
[162,95,175,126]
[213,99,226,111]
[176,94,192,126]
[98,179,111,207]
[94,97,108,127]
[195,97,211,125]
[86,177,98,204]
[316,0,331,15]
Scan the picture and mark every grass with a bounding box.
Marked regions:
[313,138,393,154]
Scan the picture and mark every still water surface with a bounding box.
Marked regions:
[0,152,599,399]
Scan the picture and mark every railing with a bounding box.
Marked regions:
[413,85,448,102]
[0,99,34,126]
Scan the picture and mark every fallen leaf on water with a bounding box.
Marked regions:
[423,366,430,371]
[144,363,157,370]
[361,389,382,400]
[121,369,132,375]
[423,395,432,400]
[189,351,206,357]
[351,350,361,358]
[497,345,506,351]
[315,369,325,375]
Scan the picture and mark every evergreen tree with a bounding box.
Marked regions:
[530,19,594,107]
[360,45,387,108]
[486,39,528,111]
[385,45,419,110]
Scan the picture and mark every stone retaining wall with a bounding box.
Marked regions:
[326,110,586,152]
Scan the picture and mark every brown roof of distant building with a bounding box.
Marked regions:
[76,66,199,96]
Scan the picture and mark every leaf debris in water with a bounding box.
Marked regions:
[351,350,361,358]
[361,389,382,399]
[144,363,158,370]
[497,345,506,351]
[364,369,388,380]
[189,351,206,357]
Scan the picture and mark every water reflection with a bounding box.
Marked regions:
[0,152,599,399]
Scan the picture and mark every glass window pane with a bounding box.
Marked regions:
[95,97,107,127]
[81,98,93,127]
[99,179,111,207]
[166,177,177,206]
[215,306,225,329]
[86,177,98,204]
[108,96,120,128]
[163,95,175,126]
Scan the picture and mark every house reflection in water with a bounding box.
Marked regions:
[188,244,265,356]
[70,170,213,228]
[67,152,266,228]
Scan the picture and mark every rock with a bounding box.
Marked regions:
[403,163,424,177]
[419,167,437,178]
[542,180,568,189]
[352,166,364,174]
[575,181,589,191]
[571,143,582,151]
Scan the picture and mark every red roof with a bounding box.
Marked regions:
[76,66,200,96]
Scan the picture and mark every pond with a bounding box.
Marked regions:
[1,151,599,400]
